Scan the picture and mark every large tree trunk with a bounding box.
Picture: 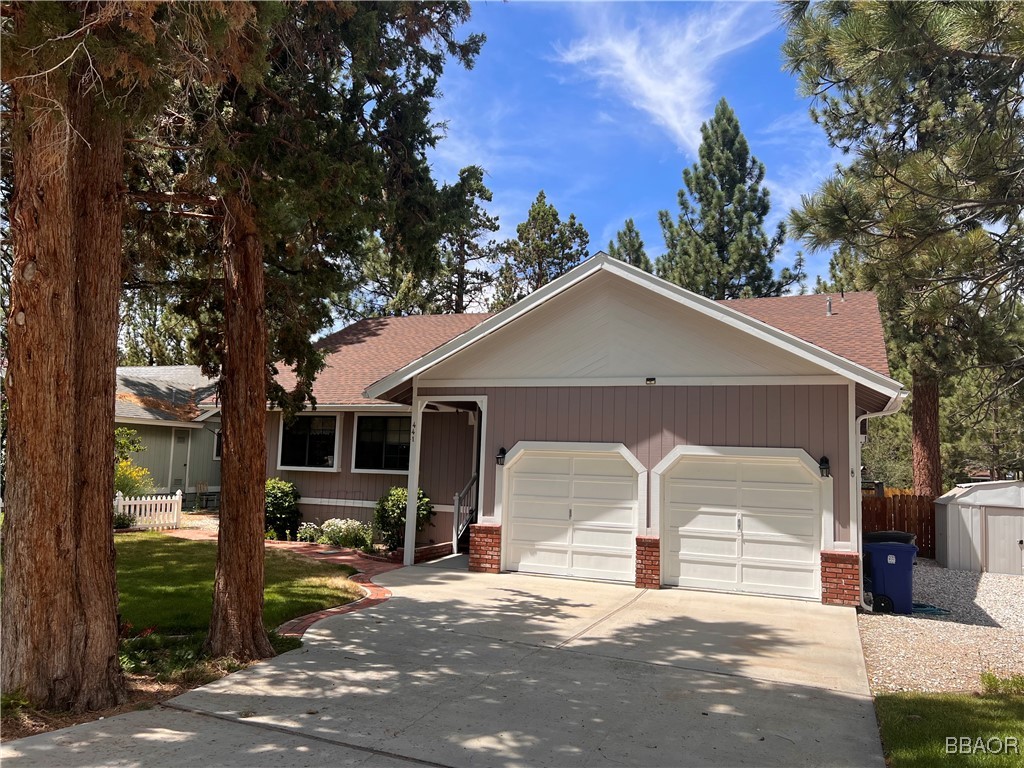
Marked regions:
[911,374,942,497]
[2,66,126,711]
[206,191,274,661]
[69,90,129,709]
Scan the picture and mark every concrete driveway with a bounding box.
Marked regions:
[3,558,884,767]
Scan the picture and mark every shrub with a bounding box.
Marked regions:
[320,518,373,549]
[265,478,301,541]
[115,459,155,498]
[374,487,434,551]
[296,522,322,543]
[113,510,137,530]
[981,671,1024,695]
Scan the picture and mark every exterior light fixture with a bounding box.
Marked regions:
[819,456,831,477]
[496,447,507,466]
[645,377,656,385]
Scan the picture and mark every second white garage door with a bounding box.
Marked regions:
[506,450,639,582]
[662,454,823,599]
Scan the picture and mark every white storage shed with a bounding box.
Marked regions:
[934,481,1024,575]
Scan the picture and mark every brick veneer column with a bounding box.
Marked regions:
[636,536,661,589]
[821,550,861,606]
[469,524,501,573]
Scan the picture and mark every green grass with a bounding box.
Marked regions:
[875,692,1024,768]
[116,532,359,634]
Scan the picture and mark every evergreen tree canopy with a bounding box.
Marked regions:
[657,98,804,300]
[491,190,590,310]
[607,219,653,272]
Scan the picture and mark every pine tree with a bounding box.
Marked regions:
[490,190,589,310]
[607,219,652,272]
[783,1,1024,495]
[657,98,804,300]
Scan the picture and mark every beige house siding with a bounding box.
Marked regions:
[420,384,853,542]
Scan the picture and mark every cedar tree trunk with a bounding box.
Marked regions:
[911,374,942,497]
[206,191,274,661]
[2,70,126,711]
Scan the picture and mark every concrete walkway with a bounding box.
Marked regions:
[2,561,884,768]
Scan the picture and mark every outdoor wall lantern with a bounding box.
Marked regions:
[819,456,831,477]
[496,447,507,466]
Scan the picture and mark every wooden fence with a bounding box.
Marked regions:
[115,490,182,531]
[862,494,936,558]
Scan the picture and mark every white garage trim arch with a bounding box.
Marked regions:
[496,442,647,576]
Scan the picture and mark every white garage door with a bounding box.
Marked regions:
[506,450,638,582]
[663,454,822,599]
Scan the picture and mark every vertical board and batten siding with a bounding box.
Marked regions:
[118,423,174,491]
[265,410,474,543]
[187,419,221,490]
[420,384,853,541]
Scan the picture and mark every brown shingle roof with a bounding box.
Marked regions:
[721,291,891,377]
[283,314,491,405]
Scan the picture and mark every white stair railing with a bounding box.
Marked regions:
[452,473,478,555]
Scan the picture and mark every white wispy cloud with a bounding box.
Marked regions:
[556,3,779,155]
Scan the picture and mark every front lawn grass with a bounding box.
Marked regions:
[875,692,1024,768]
[116,532,359,633]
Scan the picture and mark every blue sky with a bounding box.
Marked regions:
[428,1,846,286]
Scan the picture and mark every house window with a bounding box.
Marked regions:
[213,430,222,460]
[354,415,410,472]
[280,415,337,469]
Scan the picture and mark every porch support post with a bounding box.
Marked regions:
[403,387,425,566]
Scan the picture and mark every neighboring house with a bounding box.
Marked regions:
[116,365,221,502]
[269,253,906,605]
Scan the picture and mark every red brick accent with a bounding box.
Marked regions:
[636,536,661,589]
[821,550,861,606]
[469,524,501,573]
[358,542,454,564]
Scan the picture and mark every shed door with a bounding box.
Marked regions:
[985,507,1024,576]
[170,429,190,493]
[506,450,638,582]
[662,454,822,599]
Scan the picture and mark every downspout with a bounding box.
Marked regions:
[855,390,909,611]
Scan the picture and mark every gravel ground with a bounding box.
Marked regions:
[180,511,220,531]
[858,559,1024,693]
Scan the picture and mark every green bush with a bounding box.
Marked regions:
[981,671,1024,695]
[320,518,373,550]
[296,522,322,543]
[113,510,137,530]
[373,487,434,551]
[265,478,301,541]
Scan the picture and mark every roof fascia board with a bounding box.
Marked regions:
[115,416,205,429]
[366,254,904,400]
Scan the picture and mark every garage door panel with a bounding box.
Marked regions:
[741,487,817,512]
[572,501,635,526]
[573,478,635,501]
[511,521,570,547]
[742,537,817,564]
[510,475,571,499]
[570,552,633,580]
[740,563,817,596]
[666,481,739,507]
[741,463,814,486]
[572,524,635,550]
[665,506,736,532]
[742,511,818,538]
[514,455,572,475]
[572,456,635,478]
[670,533,738,559]
[508,546,570,575]
[669,459,738,483]
[510,500,569,523]
[671,558,739,588]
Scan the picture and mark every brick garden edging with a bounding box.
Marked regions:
[276,574,392,639]
[821,550,861,606]
[358,541,454,564]
[636,536,661,589]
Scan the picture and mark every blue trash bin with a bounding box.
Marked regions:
[863,541,917,615]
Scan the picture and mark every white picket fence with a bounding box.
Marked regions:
[115,490,182,531]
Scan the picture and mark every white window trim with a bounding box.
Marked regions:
[276,411,343,473]
[351,412,412,475]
